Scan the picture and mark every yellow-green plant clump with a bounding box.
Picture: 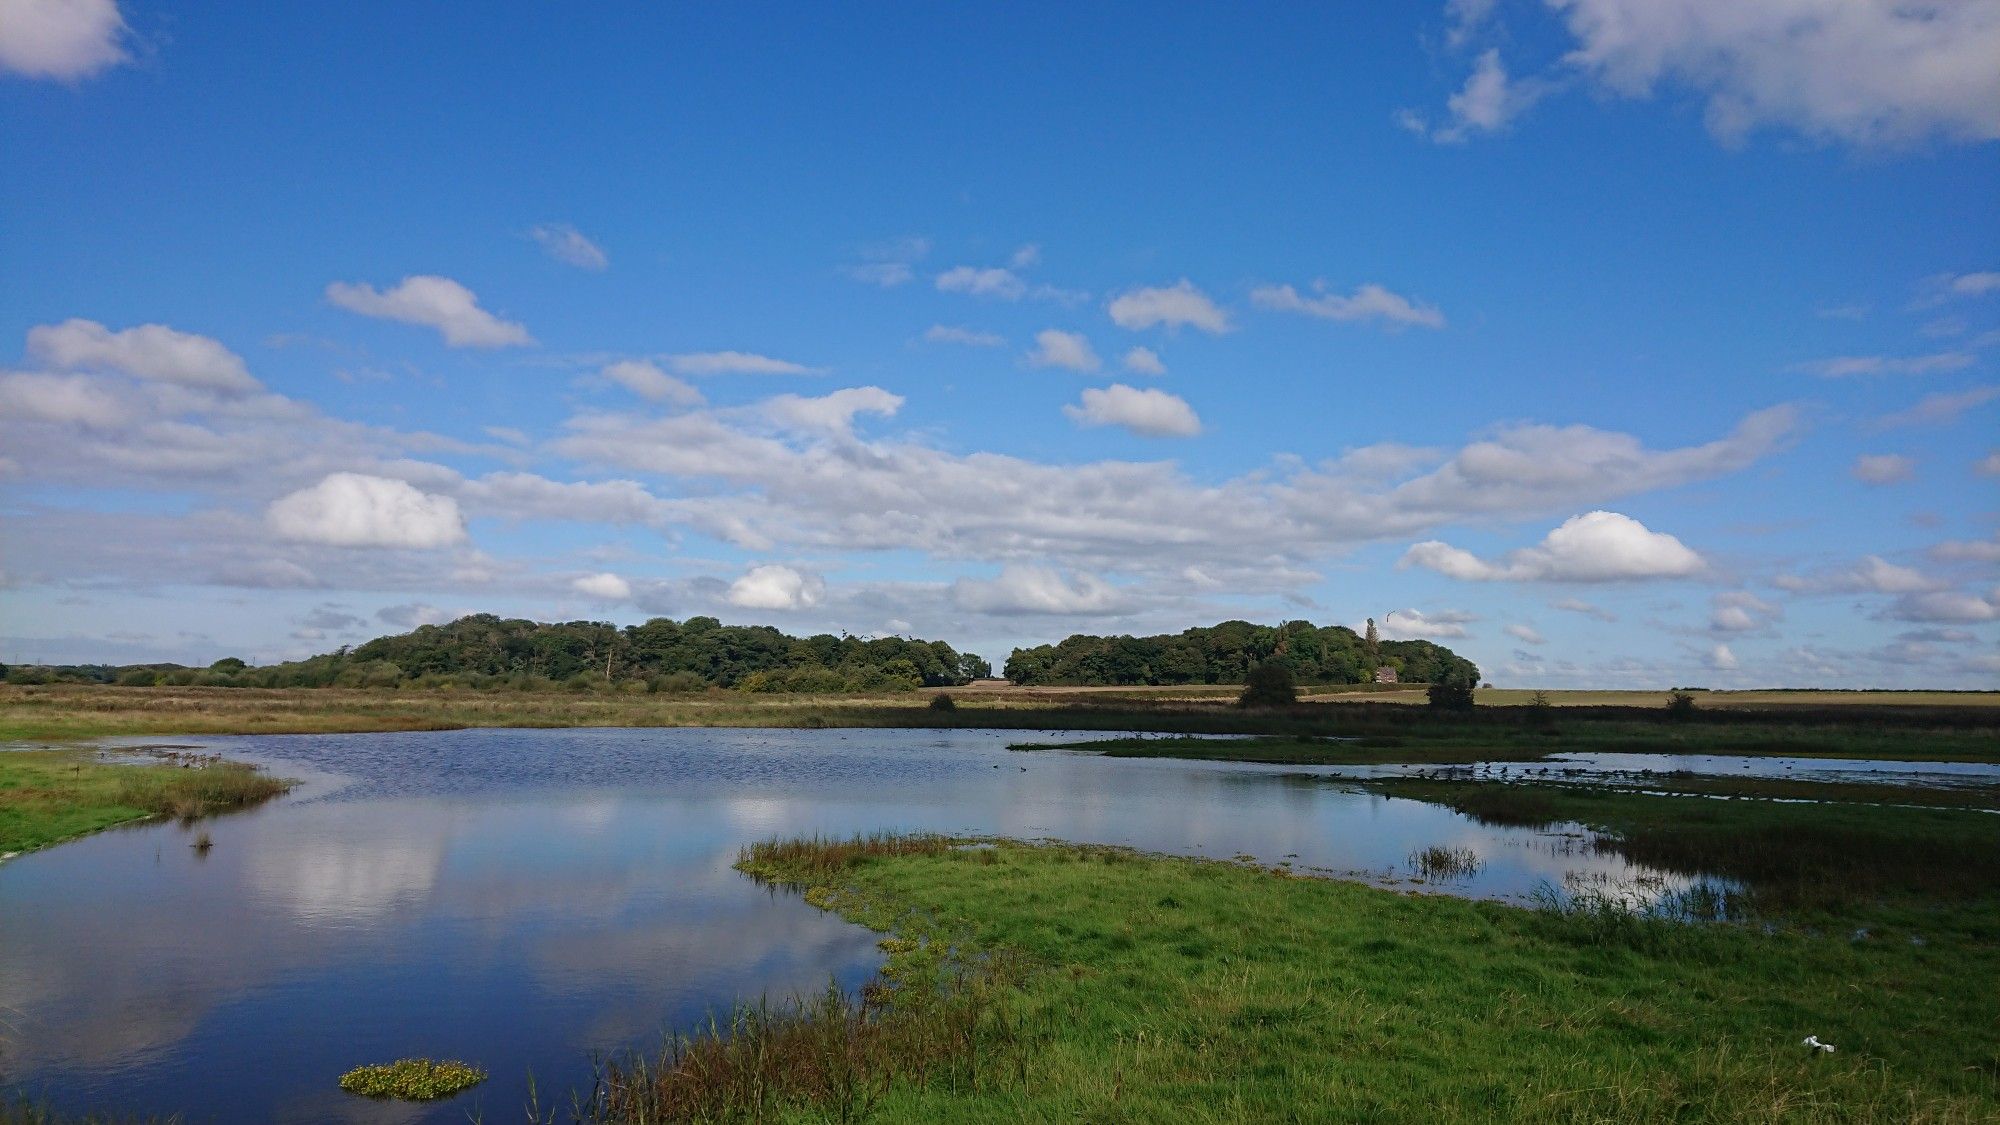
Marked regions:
[337,1057,487,1101]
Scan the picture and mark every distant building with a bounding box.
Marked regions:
[1373,666,1397,684]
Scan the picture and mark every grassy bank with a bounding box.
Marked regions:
[0,748,295,855]
[6,685,1997,762]
[699,833,2000,1122]
[1009,733,1552,765]
[1361,776,2000,918]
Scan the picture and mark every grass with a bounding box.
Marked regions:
[1361,777,2000,917]
[0,748,295,855]
[5,685,1998,764]
[700,833,2000,1122]
[0,1101,177,1125]
[337,1058,487,1100]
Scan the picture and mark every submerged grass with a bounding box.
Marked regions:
[0,749,294,854]
[622,833,2000,1122]
[1365,777,2000,916]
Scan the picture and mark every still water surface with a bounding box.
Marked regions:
[2,727,1986,1122]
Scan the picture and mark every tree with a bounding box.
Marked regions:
[1238,661,1298,708]
[1426,678,1476,711]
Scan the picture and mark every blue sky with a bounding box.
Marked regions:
[2,0,1997,686]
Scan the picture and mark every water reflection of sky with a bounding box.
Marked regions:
[4,726,1972,1123]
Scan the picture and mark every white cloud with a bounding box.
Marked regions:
[1874,386,2000,429]
[1063,384,1201,438]
[1850,454,1915,485]
[1026,329,1100,373]
[762,386,903,434]
[726,564,824,610]
[1775,555,1945,595]
[1552,597,1617,622]
[528,223,608,271]
[923,325,1003,348]
[601,360,702,406]
[267,473,468,550]
[27,319,258,393]
[1554,0,2000,146]
[666,351,823,376]
[1930,534,2000,565]
[1382,607,1476,640]
[1884,589,2000,624]
[846,236,931,287]
[1106,281,1232,334]
[376,603,451,628]
[1504,622,1546,645]
[1941,271,2000,299]
[1401,511,1707,582]
[572,571,632,601]
[1705,643,1738,671]
[1010,244,1042,269]
[1434,49,1544,142]
[0,372,134,428]
[936,266,1028,301]
[0,0,129,80]
[1980,451,2000,476]
[1793,352,1974,377]
[951,565,1131,616]
[1251,282,1445,330]
[325,276,532,348]
[1709,591,1780,633]
[1121,346,1166,376]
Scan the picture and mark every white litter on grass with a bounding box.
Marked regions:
[1802,1035,1836,1053]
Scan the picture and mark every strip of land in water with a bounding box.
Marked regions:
[0,747,295,855]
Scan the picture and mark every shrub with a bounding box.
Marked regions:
[928,692,958,711]
[1427,679,1476,711]
[1237,662,1298,708]
[1666,690,1698,719]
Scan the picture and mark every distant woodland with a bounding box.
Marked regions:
[5,615,1478,693]
[1004,620,1479,688]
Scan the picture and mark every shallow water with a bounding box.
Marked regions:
[0,726,1894,1122]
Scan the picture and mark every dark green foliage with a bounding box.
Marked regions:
[928,692,958,712]
[1426,678,1476,711]
[1667,690,1699,719]
[1004,619,1478,688]
[1237,661,1298,708]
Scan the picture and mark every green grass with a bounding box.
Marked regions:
[717,834,2000,1123]
[0,748,294,855]
[1012,733,1566,764]
[1361,777,2000,916]
[337,1058,486,1100]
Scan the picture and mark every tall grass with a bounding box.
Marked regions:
[111,761,292,821]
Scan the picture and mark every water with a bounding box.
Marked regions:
[4,726,1978,1122]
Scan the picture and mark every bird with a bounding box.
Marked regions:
[1801,1035,1836,1053]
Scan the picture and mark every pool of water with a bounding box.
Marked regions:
[0,726,1903,1121]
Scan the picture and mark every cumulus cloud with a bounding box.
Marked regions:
[601,360,702,406]
[572,572,632,601]
[1930,534,2000,565]
[1883,589,2000,624]
[0,0,129,80]
[1980,452,2000,476]
[666,351,823,376]
[1406,49,1548,142]
[726,564,824,610]
[1381,607,1476,640]
[0,372,135,428]
[1121,346,1166,376]
[528,223,609,270]
[27,319,258,393]
[1552,0,2000,146]
[267,473,468,549]
[1107,281,1232,334]
[1705,643,1739,671]
[1709,591,1780,633]
[1250,282,1445,330]
[325,276,532,348]
[1025,329,1100,373]
[1850,454,1915,485]
[376,603,452,629]
[845,236,930,287]
[1402,511,1707,582]
[1793,352,1974,377]
[1938,271,2000,299]
[951,565,1131,616]
[762,386,903,434]
[923,325,1003,348]
[1504,623,1546,645]
[936,266,1028,301]
[1774,555,1945,595]
[1063,384,1201,438]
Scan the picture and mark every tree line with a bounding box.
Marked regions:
[5,614,992,693]
[1003,619,1478,687]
